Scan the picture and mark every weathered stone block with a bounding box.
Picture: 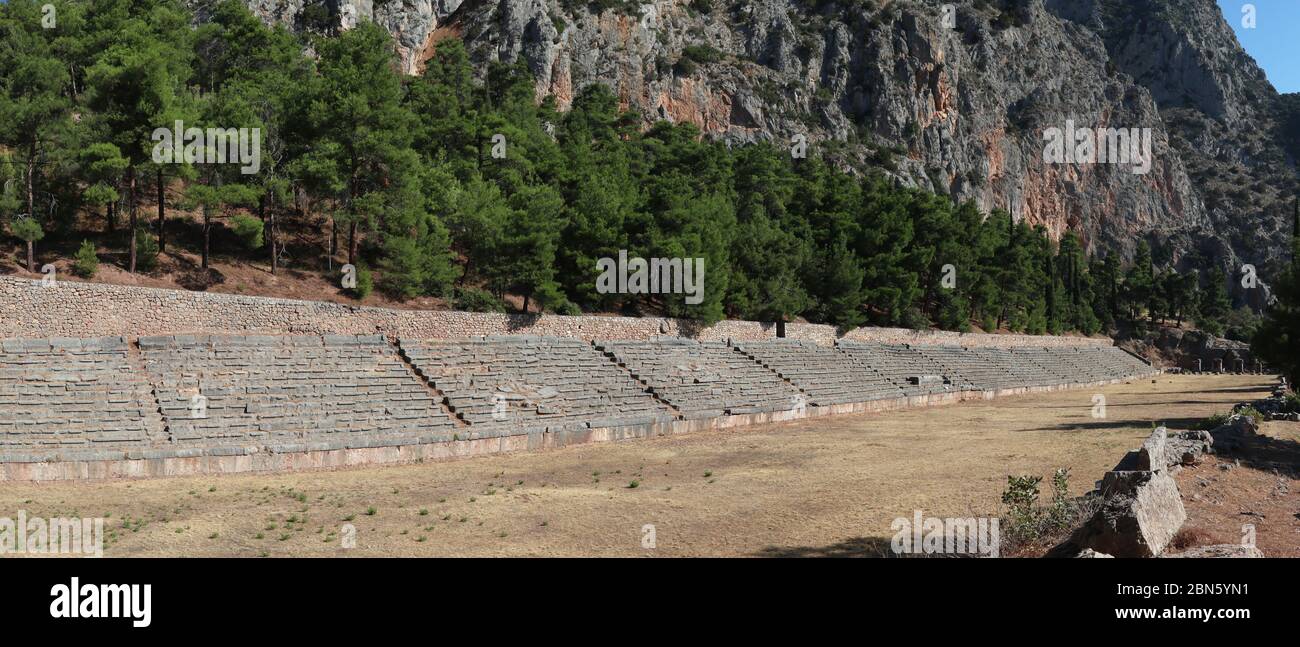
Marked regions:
[1076,469,1186,557]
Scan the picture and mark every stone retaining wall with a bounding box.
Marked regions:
[0,377,1137,482]
[0,276,1113,348]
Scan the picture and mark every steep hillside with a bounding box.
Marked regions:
[196,0,1297,297]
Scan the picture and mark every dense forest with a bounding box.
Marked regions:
[0,0,1277,340]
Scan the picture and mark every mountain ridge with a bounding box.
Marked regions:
[200,0,1299,301]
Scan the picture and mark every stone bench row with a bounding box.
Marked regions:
[141,337,456,446]
[0,334,1155,462]
[400,337,673,427]
[596,339,804,416]
[734,341,905,406]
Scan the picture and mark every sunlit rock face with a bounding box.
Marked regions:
[199,0,1297,297]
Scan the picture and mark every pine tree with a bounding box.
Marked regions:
[727,144,811,323]
[1252,196,1300,383]
[0,0,73,223]
[10,216,43,272]
[83,0,192,272]
[308,20,415,267]
[1198,265,1232,336]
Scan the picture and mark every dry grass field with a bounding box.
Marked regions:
[1,374,1289,557]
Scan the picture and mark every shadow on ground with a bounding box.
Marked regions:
[752,536,972,558]
[1223,429,1300,479]
[1044,417,1211,432]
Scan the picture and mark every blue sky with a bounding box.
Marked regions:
[1218,0,1300,93]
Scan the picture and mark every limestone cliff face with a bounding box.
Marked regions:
[206,0,1299,294]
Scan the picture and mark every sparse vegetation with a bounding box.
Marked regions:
[999,468,1099,554]
[72,240,99,277]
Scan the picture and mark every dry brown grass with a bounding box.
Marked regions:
[0,374,1278,557]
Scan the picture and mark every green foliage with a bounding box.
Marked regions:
[688,0,714,14]
[1198,412,1231,431]
[1283,393,1300,414]
[348,264,373,300]
[1236,405,1265,426]
[1225,306,1261,343]
[1197,266,1232,336]
[1000,474,1042,534]
[1000,468,1092,549]
[453,287,507,313]
[1253,201,1300,384]
[674,45,723,76]
[73,239,99,278]
[0,0,1272,339]
[134,229,159,272]
[9,216,43,243]
[228,214,264,250]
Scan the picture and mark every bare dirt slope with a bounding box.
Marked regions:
[1173,422,1300,558]
[0,375,1281,557]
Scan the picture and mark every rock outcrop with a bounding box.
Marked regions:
[197,0,1299,296]
[1051,414,1275,558]
[1055,427,1187,557]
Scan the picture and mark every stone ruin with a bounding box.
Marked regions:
[1052,414,1267,558]
[0,334,1159,480]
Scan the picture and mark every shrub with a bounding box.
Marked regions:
[453,287,506,313]
[135,230,159,272]
[999,468,1098,553]
[228,214,264,250]
[1283,393,1300,414]
[1001,474,1042,533]
[1198,412,1231,430]
[674,45,724,76]
[552,300,582,316]
[1235,405,1265,425]
[73,240,99,278]
[349,264,373,300]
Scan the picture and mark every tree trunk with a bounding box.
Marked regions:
[26,240,35,273]
[107,199,116,233]
[266,194,277,275]
[522,293,530,314]
[25,144,36,219]
[202,204,211,270]
[128,167,138,273]
[348,221,358,265]
[328,216,336,272]
[156,168,166,253]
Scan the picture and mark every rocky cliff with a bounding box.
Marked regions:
[198,0,1300,299]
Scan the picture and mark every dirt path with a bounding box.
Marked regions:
[1173,421,1300,558]
[0,374,1278,557]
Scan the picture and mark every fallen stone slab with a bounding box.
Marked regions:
[1067,470,1186,557]
[1161,544,1264,558]
[1139,427,1167,472]
[1109,427,1170,473]
[1211,414,1259,453]
[1075,548,1114,558]
[1165,430,1213,468]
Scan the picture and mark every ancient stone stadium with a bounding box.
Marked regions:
[0,276,1159,481]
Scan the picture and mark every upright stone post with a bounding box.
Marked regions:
[1235,359,1245,374]
[1213,358,1224,374]
[1194,358,1202,374]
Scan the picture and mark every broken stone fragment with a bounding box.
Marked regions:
[1068,469,1186,558]
[1165,429,1212,467]
[1161,544,1264,558]
[1138,427,1167,472]
[1074,548,1114,558]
